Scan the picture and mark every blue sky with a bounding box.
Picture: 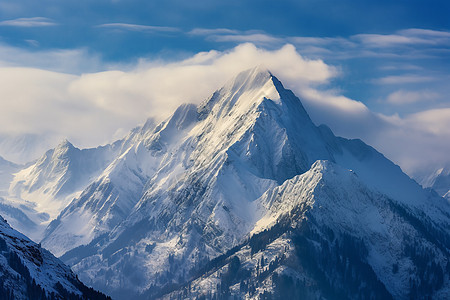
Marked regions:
[0,0,449,174]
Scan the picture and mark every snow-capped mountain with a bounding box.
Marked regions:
[0,67,448,299]
[163,160,449,299]
[0,115,156,243]
[28,67,448,298]
[10,139,117,217]
[0,139,119,241]
[0,214,110,299]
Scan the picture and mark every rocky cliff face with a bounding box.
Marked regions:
[0,215,110,299]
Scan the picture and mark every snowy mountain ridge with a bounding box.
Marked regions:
[0,67,448,299]
[164,159,449,299]
[0,116,159,242]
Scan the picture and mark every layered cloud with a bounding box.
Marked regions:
[386,90,438,105]
[0,42,448,175]
[190,27,450,65]
[0,43,335,151]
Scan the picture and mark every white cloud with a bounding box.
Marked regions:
[407,108,450,136]
[374,109,450,173]
[0,43,336,152]
[386,90,438,105]
[0,42,448,175]
[399,28,450,39]
[0,17,56,27]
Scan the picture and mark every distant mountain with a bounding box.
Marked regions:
[0,139,118,241]
[0,133,59,165]
[0,67,448,299]
[0,118,156,242]
[0,214,110,299]
[414,166,450,200]
[10,139,118,215]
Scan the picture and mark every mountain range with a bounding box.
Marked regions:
[0,67,449,299]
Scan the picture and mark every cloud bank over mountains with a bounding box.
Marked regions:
[0,42,448,174]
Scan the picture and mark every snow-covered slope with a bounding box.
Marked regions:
[34,67,450,299]
[1,139,119,241]
[42,68,339,258]
[163,160,449,299]
[0,115,157,244]
[257,160,449,299]
[0,214,110,299]
[10,139,117,217]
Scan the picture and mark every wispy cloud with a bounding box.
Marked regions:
[374,75,435,85]
[378,64,422,71]
[189,28,240,36]
[210,33,281,44]
[407,108,450,136]
[0,43,336,150]
[0,17,56,27]
[191,27,450,62]
[288,36,356,47]
[399,28,450,39]
[386,90,439,105]
[353,28,450,48]
[190,27,282,46]
[352,34,432,47]
[25,39,39,47]
[98,23,180,33]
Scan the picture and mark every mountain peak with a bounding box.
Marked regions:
[224,66,274,93]
[55,138,75,151]
[53,138,77,158]
[57,138,73,148]
[233,65,272,81]
[310,159,356,178]
[197,66,282,121]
